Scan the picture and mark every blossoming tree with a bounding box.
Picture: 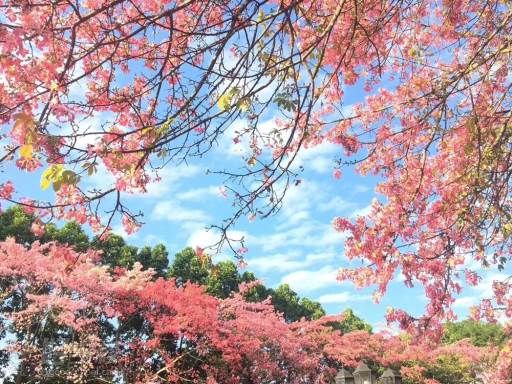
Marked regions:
[1,0,512,337]
[0,238,501,383]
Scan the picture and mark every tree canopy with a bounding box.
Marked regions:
[0,236,505,384]
[0,208,510,383]
[442,320,507,348]
[1,0,512,380]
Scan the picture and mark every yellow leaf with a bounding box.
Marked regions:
[50,80,59,92]
[257,9,265,23]
[218,87,240,112]
[40,164,63,191]
[218,93,232,111]
[20,144,33,159]
[40,176,51,190]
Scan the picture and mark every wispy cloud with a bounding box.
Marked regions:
[248,250,337,273]
[252,221,345,252]
[152,201,212,223]
[177,185,222,201]
[453,296,478,309]
[280,266,340,293]
[140,164,202,198]
[294,141,339,174]
[187,228,248,260]
[349,203,372,218]
[317,292,372,304]
[319,196,355,213]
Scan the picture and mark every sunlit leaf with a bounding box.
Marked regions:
[19,144,33,159]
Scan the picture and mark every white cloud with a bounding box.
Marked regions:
[69,114,109,150]
[317,292,372,304]
[143,234,167,246]
[85,163,116,188]
[256,220,346,252]
[283,210,311,225]
[177,185,221,201]
[111,224,139,240]
[341,103,356,118]
[320,225,349,245]
[248,251,308,273]
[349,203,372,218]
[294,142,339,174]
[276,179,325,224]
[353,184,371,193]
[452,272,509,319]
[187,228,221,249]
[139,164,202,198]
[373,321,400,335]
[85,162,202,199]
[187,228,248,254]
[280,266,340,293]
[319,196,354,213]
[471,272,509,297]
[247,249,338,273]
[152,201,212,223]
[218,119,250,157]
[453,296,478,309]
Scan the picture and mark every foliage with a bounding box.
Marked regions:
[0,205,36,245]
[0,206,169,277]
[0,208,327,322]
[168,247,325,320]
[0,239,496,383]
[401,354,483,384]
[442,320,507,347]
[269,284,325,322]
[326,309,373,334]
[168,247,211,287]
[93,234,169,278]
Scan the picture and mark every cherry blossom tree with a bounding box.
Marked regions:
[1,0,512,335]
[0,238,499,383]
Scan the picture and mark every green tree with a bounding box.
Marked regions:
[43,221,90,252]
[442,320,506,347]
[269,284,303,322]
[240,271,272,303]
[93,234,139,268]
[299,298,326,321]
[0,207,169,276]
[93,234,169,277]
[402,355,485,384]
[136,244,169,278]
[167,249,326,321]
[168,247,211,286]
[0,206,36,244]
[327,309,373,334]
[207,261,242,299]
[268,284,326,322]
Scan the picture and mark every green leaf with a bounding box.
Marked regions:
[62,170,78,185]
[237,97,251,112]
[52,179,62,192]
